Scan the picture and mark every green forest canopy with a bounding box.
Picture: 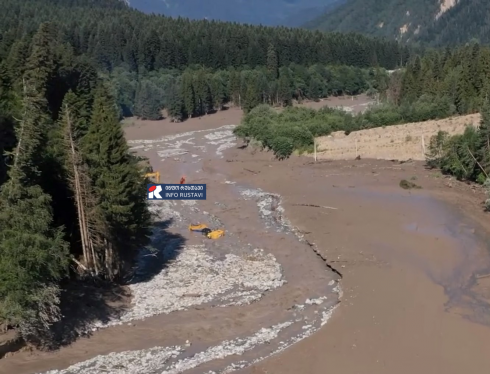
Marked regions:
[0,0,410,120]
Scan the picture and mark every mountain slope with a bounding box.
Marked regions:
[416,0,490,46]
[127,0,345,26]
[304,0,471,45]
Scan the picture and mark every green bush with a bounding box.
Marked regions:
[271,136,294,159]
[233,95,459,160]
[426,126,480,180]
[274,124,313,149]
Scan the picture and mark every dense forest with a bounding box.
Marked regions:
[0,0,409,122]
[0,21,152,346]
[114,63,389,121]
[416,0,490,46]
[0,0,408,71]
[0,0,407,346]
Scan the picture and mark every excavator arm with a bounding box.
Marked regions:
[145,172,160,183]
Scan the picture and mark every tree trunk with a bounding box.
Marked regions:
[65,106,98,275]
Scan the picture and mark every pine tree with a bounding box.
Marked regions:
[277,72,292,107]
[167,82,184,122]
[82,84,151,279]
[5,40,30,82]
[0,78,69,345]
[243,75,261,113]
[23,22,78,241]
[72,58,99,137]
[0,63,18,185]
[477,98,490,175]
[181,72,196,118]
[267,44,278,80]
[142,30,161,71]
[455,72,469,115]
[24,23,57,117]
[194,70,213,115]
[211,74,226,110]
[400,56,422,103]
[469,43,482,94]
[60,91,107,277]
[134,81,162,120]
[477,48,490,97]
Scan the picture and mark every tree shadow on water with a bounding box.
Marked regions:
[45,218,185,348]
[128,217,186,285]
[47,279,132,348]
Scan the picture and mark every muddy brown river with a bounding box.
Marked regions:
[3,120,490,374]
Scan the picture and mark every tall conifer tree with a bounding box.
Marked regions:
[82,84,151,279]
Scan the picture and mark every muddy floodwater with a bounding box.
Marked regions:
[220,153,490,374]
[3,118,490,374]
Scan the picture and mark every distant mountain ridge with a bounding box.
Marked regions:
[304,0,490,46]
[126,0,345,26]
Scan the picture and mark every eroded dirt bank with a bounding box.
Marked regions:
[218,151,490,374]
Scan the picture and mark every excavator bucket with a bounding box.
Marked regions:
[206,229,225,239]
[189,223,208,231]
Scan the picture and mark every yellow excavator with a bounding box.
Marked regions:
[145,171,160,183]
[189,224,225,239]
[205,229,225,239]
[189,223,208,231]
[135,154,160,183]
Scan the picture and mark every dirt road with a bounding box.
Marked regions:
[3,98,490,374]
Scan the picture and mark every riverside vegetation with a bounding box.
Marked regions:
[234,41,490,189]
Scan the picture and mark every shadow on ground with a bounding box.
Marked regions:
[45,218,186,349]
[129,218,186,284]
[48,279,131,348]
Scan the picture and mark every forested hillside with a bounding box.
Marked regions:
[0,0,409,122]
[305,0,490,47]
[304,0,443,41]
[417,0,490,46]
[0,0,406,346]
